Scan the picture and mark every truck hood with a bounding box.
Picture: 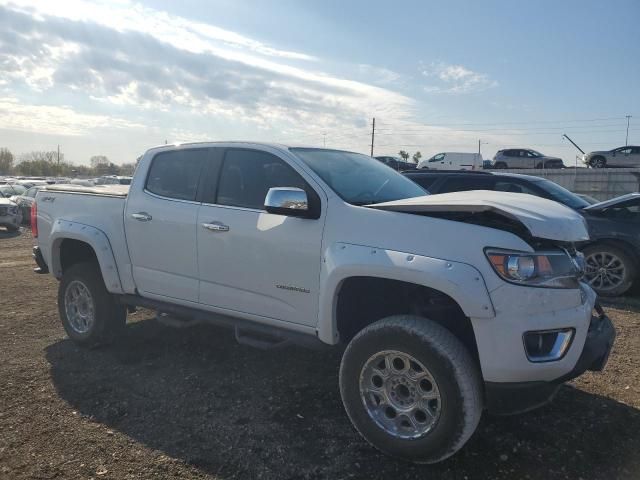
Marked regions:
[368,190,589,242]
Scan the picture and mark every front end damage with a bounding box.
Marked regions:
[369,191,616,414]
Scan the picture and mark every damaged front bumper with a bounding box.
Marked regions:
[485,306,615,415]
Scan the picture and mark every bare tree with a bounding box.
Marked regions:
[90,155,109,168]
[0,148,14,174]
[20,151,63,164]
[412,151,422,164]
[398,150,409,162]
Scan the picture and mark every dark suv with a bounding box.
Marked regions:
[404,170,588,209]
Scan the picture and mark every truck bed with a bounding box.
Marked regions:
[45,184,129,197]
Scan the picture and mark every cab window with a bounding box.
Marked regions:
[146,149,208,201]
[217,149,307,210]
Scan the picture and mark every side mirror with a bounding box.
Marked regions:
[264,187,311,218]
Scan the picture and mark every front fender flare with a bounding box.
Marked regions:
[317,242,495,344]
[48,219,124,294]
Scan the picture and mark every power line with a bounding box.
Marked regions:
[375,115,634,128]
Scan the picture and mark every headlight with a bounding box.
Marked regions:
[485,248,580,288]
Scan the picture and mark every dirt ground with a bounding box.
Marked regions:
[1,229,639,480]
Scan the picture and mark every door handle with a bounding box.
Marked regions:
[131,212,152,222]
[202,221,229,232]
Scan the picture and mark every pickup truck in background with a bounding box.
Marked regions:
[32,142,615,463]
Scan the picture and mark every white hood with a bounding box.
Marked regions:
[369,190,589,242]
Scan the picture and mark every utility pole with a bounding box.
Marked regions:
[57,144,60,174]
[626,115,632,146]
[478,139,488,155]
[323,133,326,147]
[370,117,376,157]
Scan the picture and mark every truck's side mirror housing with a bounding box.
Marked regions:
[264,187,313,218]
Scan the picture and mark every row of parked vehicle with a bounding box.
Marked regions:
[376,144,640,171]
[0,175,132,231]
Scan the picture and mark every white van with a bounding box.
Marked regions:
[417,152,482,170]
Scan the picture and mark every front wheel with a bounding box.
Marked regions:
[339,315,482,463]
[58,262,126,346]
[590,156,606,168]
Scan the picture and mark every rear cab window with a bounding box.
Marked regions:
[146,149,208,201]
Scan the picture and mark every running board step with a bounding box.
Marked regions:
[156,312,201,328]
[234,326,290,350]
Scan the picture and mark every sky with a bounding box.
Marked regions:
[0,0,639,166]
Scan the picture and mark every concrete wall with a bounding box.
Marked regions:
[500,168,640,201]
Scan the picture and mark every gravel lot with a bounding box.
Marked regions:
[1,229,639,479]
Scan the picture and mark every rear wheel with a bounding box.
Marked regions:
[494,162,507,169]
[583,244,636,296]
[58,262,126,346]
[339,315,482,463]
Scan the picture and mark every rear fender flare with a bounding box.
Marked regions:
[49,220,124,294]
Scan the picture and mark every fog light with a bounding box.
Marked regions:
[523,329,574,362]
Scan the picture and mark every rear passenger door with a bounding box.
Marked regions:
[196,147,325,326]
[124,148,208,303]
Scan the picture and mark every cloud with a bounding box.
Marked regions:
[0,97,144,136]
[421,62,497,94]
[0,1,414,145]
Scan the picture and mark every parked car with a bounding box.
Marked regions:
[404,170,639,295]
[95,175,133,185]
[417,152,482,170]
[0,198,22,232]
[68,179,96,187]
[492,149,564,169]
[583,146,640,168]
[32,142,614,463]
[11,186,42,224]
[580,193,640,295]
[374,156,417,171]
[0,184,27,198]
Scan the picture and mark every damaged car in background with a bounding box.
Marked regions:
[0,197,22,232]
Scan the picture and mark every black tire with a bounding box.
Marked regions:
[590,156,606,168]
[494,162,507,169]
[583,244,636,297]
[339,315,482,463]
[58,262,126,346]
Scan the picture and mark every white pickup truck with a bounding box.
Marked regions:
[32,142,615,463]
